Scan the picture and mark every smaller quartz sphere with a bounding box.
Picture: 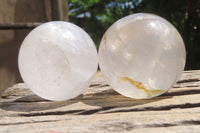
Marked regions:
[98,13,186,99]
[18,21,98,101]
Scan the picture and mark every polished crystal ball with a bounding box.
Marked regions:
[18,21,98,101]
[98,13,186,99]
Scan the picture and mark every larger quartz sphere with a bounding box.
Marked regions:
[98,13,186,99]
[18,21,98,101]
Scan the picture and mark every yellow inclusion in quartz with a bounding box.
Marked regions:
[120,77,165,97]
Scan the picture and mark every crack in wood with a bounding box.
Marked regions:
[94,120,200,131]
[139,120,200,128]
[102,103,200,114]
[0,120,58,126]
[19,109,84,117]
[1,94,19,99]
[89,84,101,87]
[163,89,200,96]
[94,121,134,131]
[17,102,200,117]
[177,79,200,83]
[78,106,115,115]
[19,107,116,117]
[89,84,109,88]
[99,84,109,87]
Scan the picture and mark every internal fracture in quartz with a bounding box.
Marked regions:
[18,21,98,101]
[98,13,186,99]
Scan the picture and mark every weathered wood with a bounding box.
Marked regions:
[0,23,42,30]
[0,70,200,133]
[0,0,54,97]
[50,0,68,21]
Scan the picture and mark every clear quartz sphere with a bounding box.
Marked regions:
[98,13,186,99]
[18,21,98,101]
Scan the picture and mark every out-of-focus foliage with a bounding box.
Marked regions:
[68,0,200,70]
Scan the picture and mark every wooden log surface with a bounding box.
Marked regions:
[0,23,42,30]
[0,70,200,133]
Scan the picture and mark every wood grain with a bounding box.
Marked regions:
[0,71,200,133]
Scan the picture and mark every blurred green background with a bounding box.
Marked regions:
[68,0,200,70]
